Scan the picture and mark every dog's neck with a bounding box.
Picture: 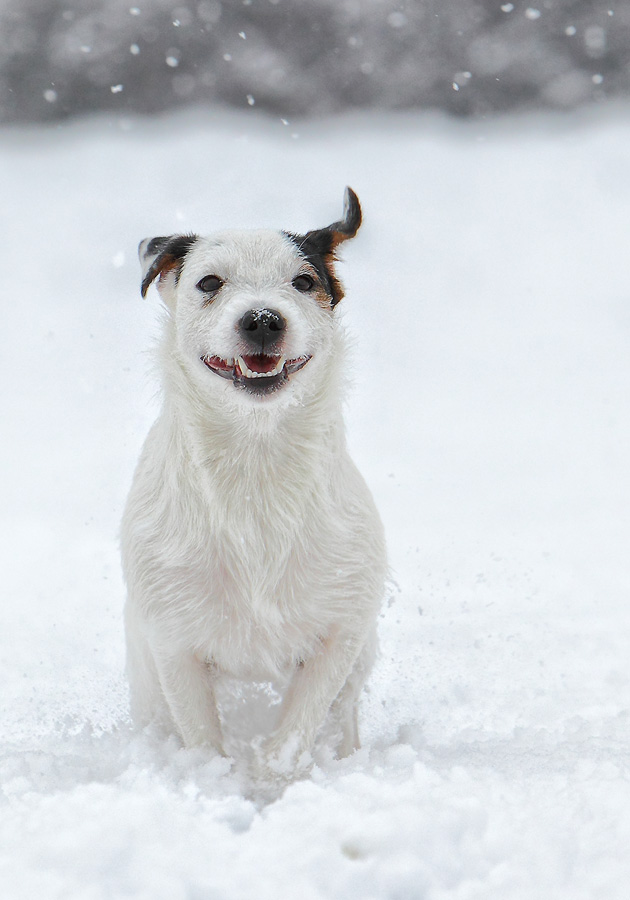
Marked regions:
[158,342,346,521]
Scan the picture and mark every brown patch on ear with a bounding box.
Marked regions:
[321,251,346,308]
[140,234,198,298]
[314,282,337,311]
[284,187,361,308]
[154,253,181,288]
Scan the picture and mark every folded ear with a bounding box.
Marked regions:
[286,187,362,308]
[138,234,198,298]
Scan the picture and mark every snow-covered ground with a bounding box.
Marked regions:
[1,105,630,898]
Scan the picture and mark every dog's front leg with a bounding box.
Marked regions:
[257,627,367,782]
[152,650,225,753]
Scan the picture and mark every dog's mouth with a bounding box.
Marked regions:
[200,353,311,394]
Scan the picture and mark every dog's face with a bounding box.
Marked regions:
[139,188,361,408]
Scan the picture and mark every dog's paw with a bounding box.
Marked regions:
[248,734,313,800]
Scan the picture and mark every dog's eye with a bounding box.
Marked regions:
[196,275,223,295]
[292,274,315,293]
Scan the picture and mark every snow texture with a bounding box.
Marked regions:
[1,106,630,898]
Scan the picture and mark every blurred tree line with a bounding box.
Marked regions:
[0,0,628,122]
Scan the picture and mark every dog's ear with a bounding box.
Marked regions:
[321,186,362,247]
[138,234,198,299]
[287,187,362,308]
[302,186,362,250]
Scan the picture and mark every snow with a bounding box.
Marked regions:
[2,105,630,898]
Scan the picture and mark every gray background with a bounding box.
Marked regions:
[1,0,627,122]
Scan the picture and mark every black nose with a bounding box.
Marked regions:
[239,308,286,351]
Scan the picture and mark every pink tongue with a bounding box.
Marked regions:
[241,354,281,374]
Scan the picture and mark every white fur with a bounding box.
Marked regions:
[121,212,386,789]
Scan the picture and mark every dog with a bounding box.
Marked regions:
[121,188,386,789]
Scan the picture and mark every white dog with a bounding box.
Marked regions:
[121,188,386,788]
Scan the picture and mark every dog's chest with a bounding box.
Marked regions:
[181,523,335,678]
[128,413,365,679]
[195,547,330,676]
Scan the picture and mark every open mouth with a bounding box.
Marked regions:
[200,353,311,394]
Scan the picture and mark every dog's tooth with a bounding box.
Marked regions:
[237,355,252,377]
[235,355,285,379]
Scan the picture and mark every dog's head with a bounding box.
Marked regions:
[138,188,361,408]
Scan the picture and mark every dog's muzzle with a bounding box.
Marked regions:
[200,353,311,395]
